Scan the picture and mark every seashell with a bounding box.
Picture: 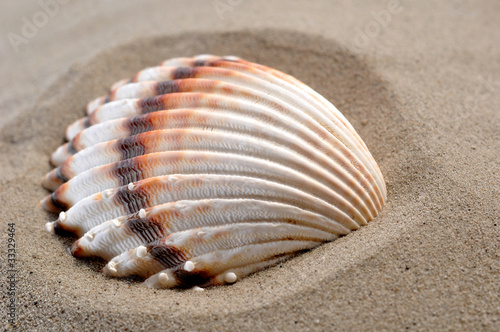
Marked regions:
[41,55,386,288]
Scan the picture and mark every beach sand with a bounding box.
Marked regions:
[0,1,498,330]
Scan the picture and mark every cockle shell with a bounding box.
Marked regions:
[41,54,386,289]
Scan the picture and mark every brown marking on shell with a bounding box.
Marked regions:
[138,94,178,114]
[127,217,166,244]
[193,59,208,67]
[46,141,104,190]
[195,201,212,215]
[220,84,235,96]
[172,67,195,80]
[104,91,115,104]
[173,269,212,288]
[93,192,103,200]
[148,242,189,269]
[113,182,148,214]
[83,117,91,129]
[113,159,142,186]
[66,141,78,155]
[70,241,85,257]
[145,206,181,227]
[116,135,148,161]
[126,114,155,136]
[154,80,179,95]
[149,110,189,132]
[53,220,77,236]
[43,185,71,213]
[41,167,67,191]
[130,71,142,83]
[140,129,187,153]
[57,158,75,182]
[181,78,220,92]
[127,109,210,135]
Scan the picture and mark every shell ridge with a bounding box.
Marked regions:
[49,128,378,218]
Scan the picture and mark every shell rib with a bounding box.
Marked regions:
[41,150,368,227]
[160,55,369,154]
[103,227,320,280]
[41,54,386,288]
[106,57,386,198]
[43,128,378,219]
[70,78,372,176]
[145,253,294,288]
[62,89,384,208]
[48,174,359,238]
[55,101,382,211]
[69,75,384,200]
[71,199,348,261]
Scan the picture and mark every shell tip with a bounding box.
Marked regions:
[136,245,148,258]
[70,240,86,258]
[45,222,55,234]
[224,272,237,284]
[41,168,65,191]
[158,272,169,285]
[184,261,195,272]
[59,211,67,222]
[106,261,118,275]
[40,195,62,213]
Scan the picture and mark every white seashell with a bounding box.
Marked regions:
[41,55,386,288]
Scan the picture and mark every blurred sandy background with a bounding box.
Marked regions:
[0,1,498,330]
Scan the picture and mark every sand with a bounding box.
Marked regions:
[0,1,499,331]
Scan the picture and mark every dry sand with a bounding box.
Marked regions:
[0,1,499,331]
